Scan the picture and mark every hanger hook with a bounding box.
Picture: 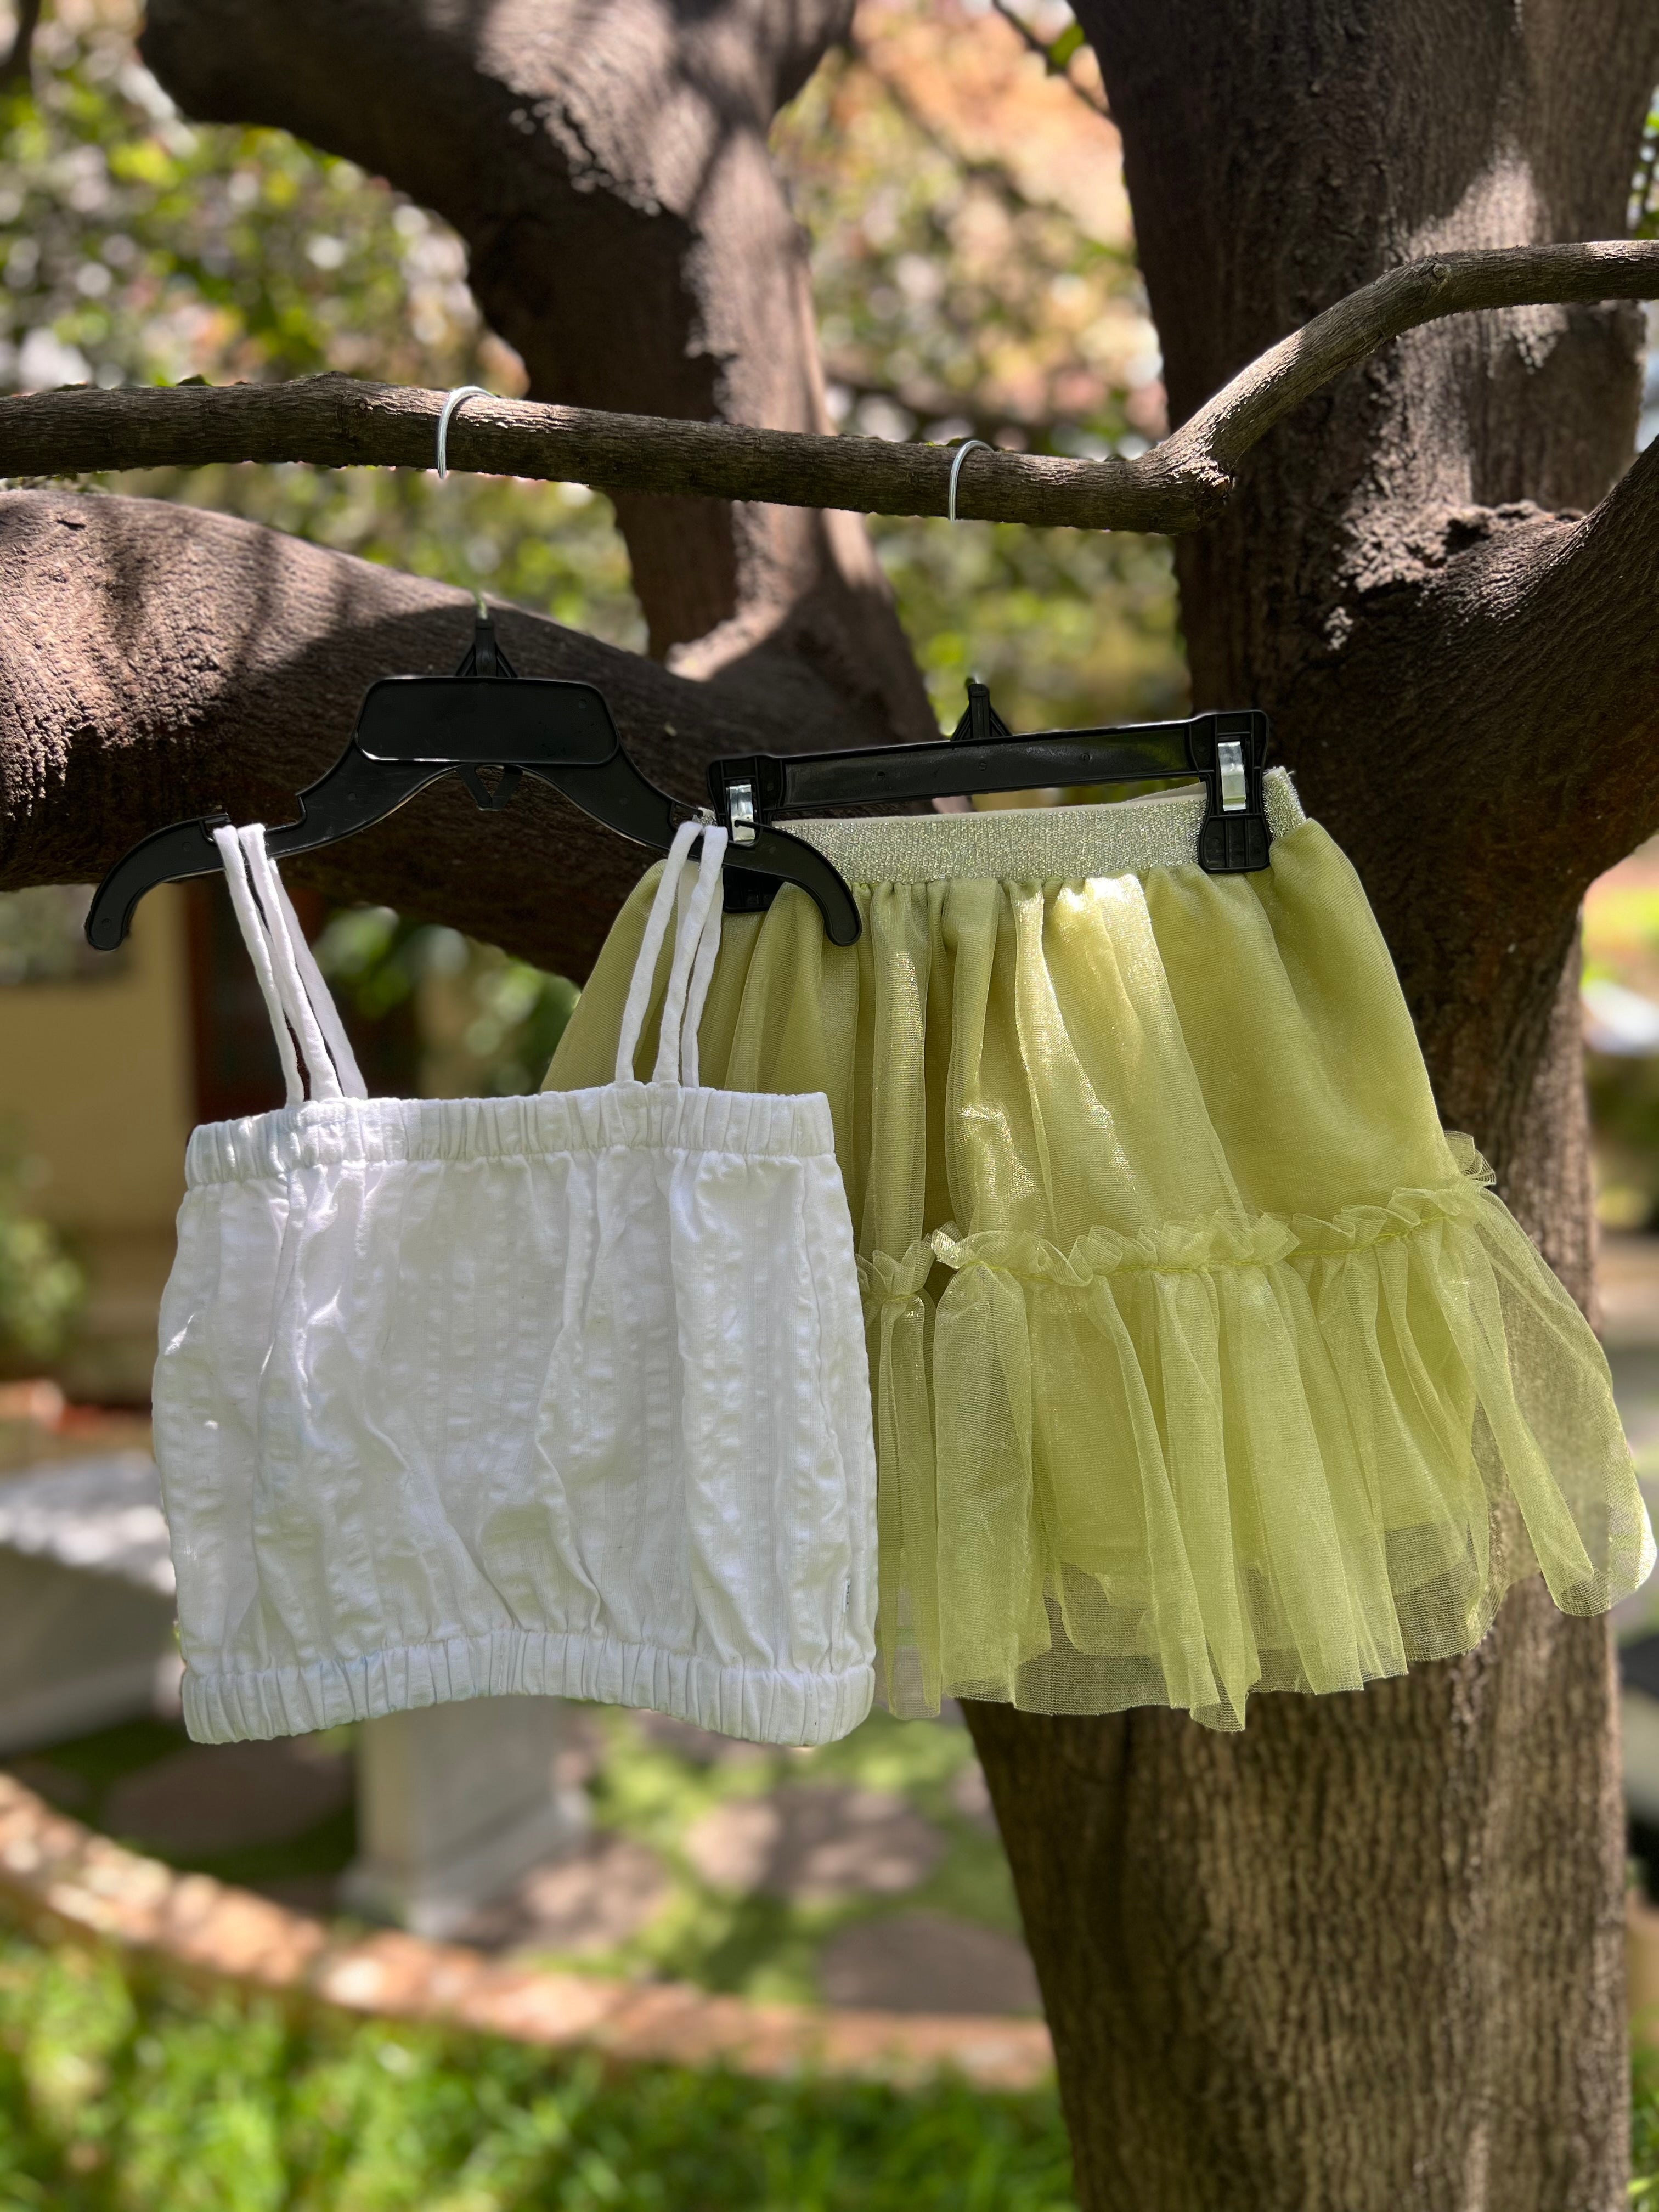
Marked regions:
[436,385,490,480]
[947,437,994,524]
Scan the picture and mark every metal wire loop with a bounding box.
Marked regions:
[436,385,490,480]
[947,437,994,523]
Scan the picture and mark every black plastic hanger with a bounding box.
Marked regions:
[708,681,1272,917]
[84,609,860,948]
[87,626,1271,955]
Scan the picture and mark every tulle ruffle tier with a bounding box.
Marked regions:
[860,1141,1649,1729]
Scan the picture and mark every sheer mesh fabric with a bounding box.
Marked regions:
[546,782,1652,1729]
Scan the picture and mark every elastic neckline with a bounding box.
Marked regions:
[184,1082,839,1186]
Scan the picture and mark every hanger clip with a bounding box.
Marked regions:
[1217,740,1248,810]
[1190,711,1271,871]
[708,759,782,844]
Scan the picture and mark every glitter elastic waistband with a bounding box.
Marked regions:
[785,766,1305,885]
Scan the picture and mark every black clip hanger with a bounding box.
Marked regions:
[86,637,1269,957]
[84,608,861,950]
[707,680,1272,922]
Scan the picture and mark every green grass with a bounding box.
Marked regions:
[9,1927,1659,2207]
[1635,2047,1659,2205]
[0,1928,1073,2212]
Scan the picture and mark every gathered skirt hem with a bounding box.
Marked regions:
[181,1630,876,1749]
[929,1551,1530,1731]
[863,1146,1653,1731]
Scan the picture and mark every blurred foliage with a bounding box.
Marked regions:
[1633,92,1659,239]
[775,30,1141,453]
[1,30,460,390]
[0,1927,1075,2211]
[865,514,1182,742]
[0,885,111,984]
[0,1130,83,1366]
[1584,869,1659,1230]
[1639,2041,1659,2211]
[981,3,1105,114]
[314,907,580,1099]
[775,1,1182,731]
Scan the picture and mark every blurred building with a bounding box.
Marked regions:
[0,879,297,1402]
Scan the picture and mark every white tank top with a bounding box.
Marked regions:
[153,819,878,1748]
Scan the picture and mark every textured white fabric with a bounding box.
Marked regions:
[155,820,878,1747]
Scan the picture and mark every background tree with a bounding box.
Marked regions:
[3,2,1659,2206]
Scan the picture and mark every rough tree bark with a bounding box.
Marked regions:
[137,0,937,749]
[4,5,1659,2208]
[961,7,1659,2210]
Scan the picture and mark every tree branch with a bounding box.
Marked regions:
[0,0,42,92]
[985,0,1111,120]
[0,491,793,974]
[4,244,1656,533]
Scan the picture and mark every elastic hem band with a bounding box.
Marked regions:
[180,1628,875,1750]
[186,1081,837,1188]
[786,765,1305,885]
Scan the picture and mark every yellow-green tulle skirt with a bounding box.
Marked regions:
[545,770,1653,1729]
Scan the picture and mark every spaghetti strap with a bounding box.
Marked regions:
[679,840,726,1088]
[614,821,728,1087]
[211,823,367,1105]
[652,827,726,1084]
[212,823,303,1108]
[270,868,367,1098]
[239,830,343,1103]
[239,831,365,1102]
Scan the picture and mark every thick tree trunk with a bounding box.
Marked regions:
[139,0,936,747]
[970,1577,1626,2212]
[963,6,1659,2208]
